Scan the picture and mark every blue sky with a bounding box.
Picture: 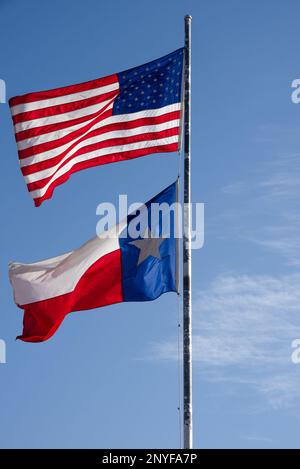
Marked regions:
[1,0,300,449]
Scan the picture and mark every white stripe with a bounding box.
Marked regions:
[14,97,116,133]
[17,103,181,150]
[21,119,180,168]
[17,104,114,151]
[30,135,179,199]
[9,221,126,305]
[10,82,119,116]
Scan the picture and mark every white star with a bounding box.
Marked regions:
[129,229,166,266]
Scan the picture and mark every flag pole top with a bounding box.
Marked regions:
[185,15,192,21]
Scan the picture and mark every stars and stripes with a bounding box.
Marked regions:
[9,49,184,206]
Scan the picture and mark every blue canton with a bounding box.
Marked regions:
[113,48,184,115]
[119,182,177,302]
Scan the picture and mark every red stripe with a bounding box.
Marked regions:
[33,144,178,207]
[18,110,180,159]
[13,89,119,125]
[17,248,123,342]
[23,126,179,178]
[9,74,118,107]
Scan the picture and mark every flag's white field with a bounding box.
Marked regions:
[9,220,126,305]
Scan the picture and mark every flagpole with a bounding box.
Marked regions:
[183,14,192,449]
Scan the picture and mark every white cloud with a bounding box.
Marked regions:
[150,273,300,408]
[215,153,300,266]
[221,182,246,195]
[149,153,300,409]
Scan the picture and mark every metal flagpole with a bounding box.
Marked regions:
[183,14,192,449]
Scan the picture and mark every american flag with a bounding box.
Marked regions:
[9,49,184,207]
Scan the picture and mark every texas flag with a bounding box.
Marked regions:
[9,182,178,342]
